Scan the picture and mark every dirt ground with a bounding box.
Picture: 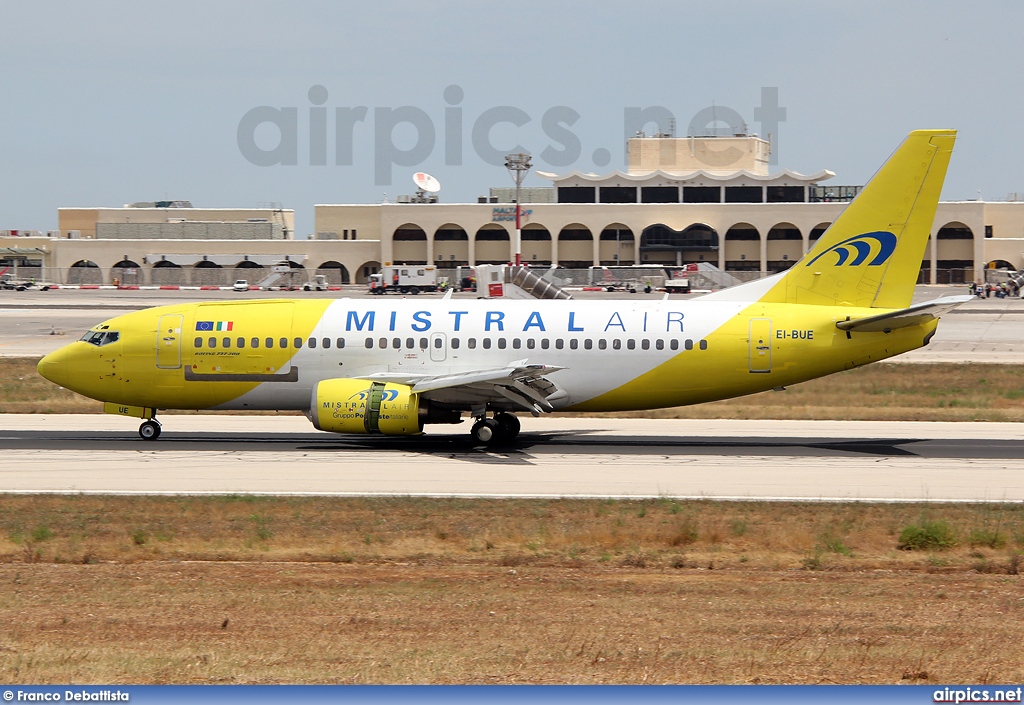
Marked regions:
[0,496,1022,684]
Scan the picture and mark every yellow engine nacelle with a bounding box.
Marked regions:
[311,378,422,435]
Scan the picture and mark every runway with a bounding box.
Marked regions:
[3,415,1023,502]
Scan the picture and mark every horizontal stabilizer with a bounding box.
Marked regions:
[836,295,973,333]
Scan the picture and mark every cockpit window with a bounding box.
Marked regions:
[80,331,120,346]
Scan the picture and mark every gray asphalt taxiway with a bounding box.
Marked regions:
[2,416,1022,502]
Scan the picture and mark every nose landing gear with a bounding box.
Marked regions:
[139,418,162,441]
[470,412,521,445]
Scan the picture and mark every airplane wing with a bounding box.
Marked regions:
[836,295,973,333]
[358,361,566,415]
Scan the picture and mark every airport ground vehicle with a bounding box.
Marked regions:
[303,275,330,291]
[38,131,969,445]
[369,265,439,295]
[663,278,691,294]
[232,280,250,292]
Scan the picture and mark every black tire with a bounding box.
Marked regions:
[470,418,498,444]
[494,413,521,442]
[139,420,161,441]
[409,286,420,295]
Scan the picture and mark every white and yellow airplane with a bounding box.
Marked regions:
[38,130,970,444]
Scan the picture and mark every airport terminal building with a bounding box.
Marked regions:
[3,136,1024,287]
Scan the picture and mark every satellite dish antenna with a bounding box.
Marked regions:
[413,172,441,193]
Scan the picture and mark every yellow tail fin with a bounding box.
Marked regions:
[760,129,956,309]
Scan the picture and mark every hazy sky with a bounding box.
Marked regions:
[2,1,1022,235]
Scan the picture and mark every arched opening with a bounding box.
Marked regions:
[110,259,142,286]
[724,223,759,271]
[68,260,102,285]
[599,223,634,265]
[987,259,1015,271]
[356,261,381,285]
[393,223,428,265]
[316,260,350,285]
[557,223,594,268]
[151,259,183,286]
[193,260,224,287]
[433,223,470,268]
[232,259,265,286]
[640,223,718,266]
[936,221,974,284]
[809,222,831,242]
[521,223,552,266]
[474,224,511,264]
[766,222,802,272]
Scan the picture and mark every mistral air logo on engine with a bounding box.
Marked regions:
[805,231,897,268]
[348,388,400,402]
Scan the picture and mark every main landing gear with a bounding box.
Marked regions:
[470,412,521,445]
[139,418,162,441]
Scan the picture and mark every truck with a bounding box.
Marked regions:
[368,265,439,295]
[663,277,691,294]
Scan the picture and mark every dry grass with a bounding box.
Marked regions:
[10,356,1024,420]
[0,496,1022,684]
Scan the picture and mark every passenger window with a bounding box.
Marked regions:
[641,340,650,351]
[612,339,621,350]
[670,339,679,350]
[434,338,442,348]
[279,338,288,349]
[293,338,301,349]
[208,337,217,348]
[337,338,346,349]
[251,338,260,349]
[323,338,331,349]
[700,340,708,350]
[194,337,202,348]
[379,338,387,349]
[497,338,507,349]
[627,339,636,350]
[656,339,665,350]
[512,339,521,349]
[451,338,460,349]
[406,338,415,349]
[598,339,607,350]
[365,337,373,349]
[222,337,230,348]
[238,337,246,349]
[308,338,317,349]
[419,338,428,349]
[483,338,492,349]
[685,339,693,351]
[265,338,274,349]
[541,339,549,350]
[393,338,401,349]
[527,339,535,349]
[584,339,593,350]
[468,338,477,349]
[569,339,578,350]
[555,339,564,350]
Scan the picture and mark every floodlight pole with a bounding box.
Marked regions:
[504,152,532,266]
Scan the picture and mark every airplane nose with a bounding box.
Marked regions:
[37,346,71,388]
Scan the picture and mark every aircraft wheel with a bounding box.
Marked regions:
[470,418,498,444]
[494,412,521,442]
[139,420,161,441]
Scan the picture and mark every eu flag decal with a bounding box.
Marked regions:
[196,321,232,331]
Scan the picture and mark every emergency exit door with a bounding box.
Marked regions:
[748,318,772,373]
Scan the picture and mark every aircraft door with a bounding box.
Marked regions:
[156,314,183,369]
[748,318,772,373]
[429,333,447,362]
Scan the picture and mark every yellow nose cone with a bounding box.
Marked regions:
[37,347,71,389]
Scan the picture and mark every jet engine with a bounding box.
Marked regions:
[311,379,422,435]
